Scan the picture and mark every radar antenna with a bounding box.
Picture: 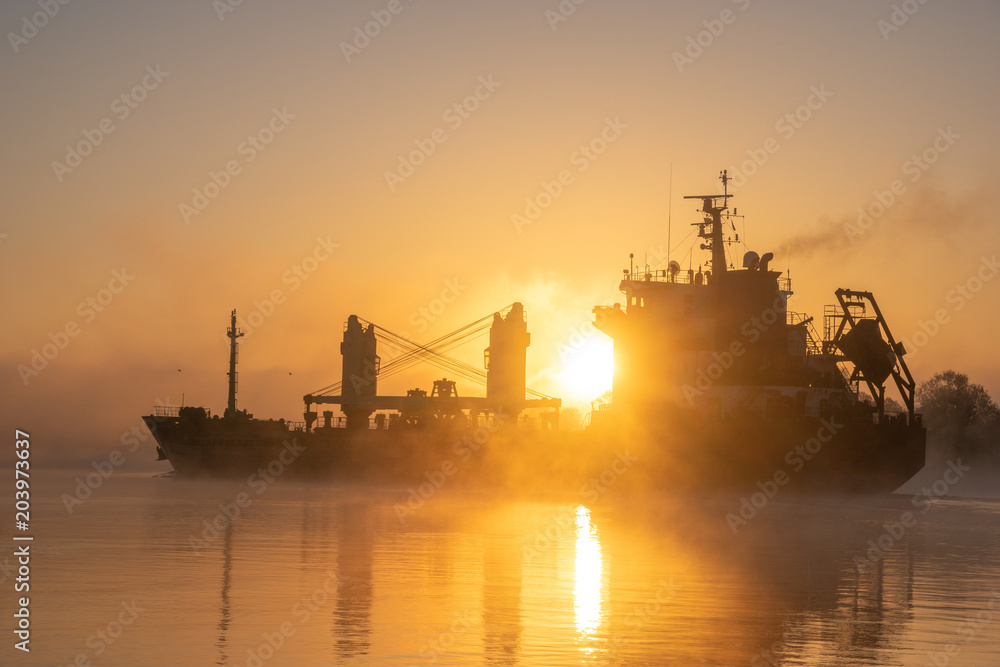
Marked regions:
[683,170,733,274]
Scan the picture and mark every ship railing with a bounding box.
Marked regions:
[623,269,699,285]
[152,406,212,418]
[823,303,871,344]
[621,271,794,292]
[152,405,214,418]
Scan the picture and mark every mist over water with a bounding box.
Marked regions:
[21,464,1000,667]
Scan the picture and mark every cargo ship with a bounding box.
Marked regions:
[144,171,925,491]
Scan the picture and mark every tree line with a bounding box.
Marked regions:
[916,370,1000,461]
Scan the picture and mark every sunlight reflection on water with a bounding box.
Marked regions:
[573,505,603,648]
[23,471,1000,667]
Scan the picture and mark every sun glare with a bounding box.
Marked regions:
[574,505,603,639]
[556,337,614,404]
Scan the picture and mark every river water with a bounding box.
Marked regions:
[12,466,1000,666]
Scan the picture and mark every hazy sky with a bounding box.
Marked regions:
[3,0,999,462]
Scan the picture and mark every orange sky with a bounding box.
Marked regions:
[2,0,999,463]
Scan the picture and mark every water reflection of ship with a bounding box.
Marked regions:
[216,522,233,667]
[333,502,373,661]
[147,489,923,663]
[652,499,919,664]
[483,530,523,665]
[200,499,376,665]
[837,531,915,661]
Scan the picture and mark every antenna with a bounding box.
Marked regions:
[226,309,244,418]
[667,163,673,266]
[683,170,733,275]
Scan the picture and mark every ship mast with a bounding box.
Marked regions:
[226,310,243,418]
[684,170,733,275]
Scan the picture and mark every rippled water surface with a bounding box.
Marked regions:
[17,469,1000,666]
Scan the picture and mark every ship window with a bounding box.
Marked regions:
[631,297,637,306]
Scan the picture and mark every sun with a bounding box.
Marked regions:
[555,337,614,404]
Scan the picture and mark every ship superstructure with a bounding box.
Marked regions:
[588,171,923,489]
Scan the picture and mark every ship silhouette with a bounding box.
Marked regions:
[143,172,925,492]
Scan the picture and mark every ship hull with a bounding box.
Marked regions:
[144,412,925,494]
[615,416,926,493]
[143,415,479,482]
